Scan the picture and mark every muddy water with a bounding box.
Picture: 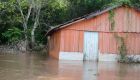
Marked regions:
[0,54,140,80]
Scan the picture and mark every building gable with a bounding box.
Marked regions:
[47,5,140,35]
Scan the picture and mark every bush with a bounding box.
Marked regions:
[2,27,23,44]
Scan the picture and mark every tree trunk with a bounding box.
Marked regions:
[23,22,28,51]
[17,0,31,51]
[17,0,41,50]
[31,22,37,48]
[31,5,41,49]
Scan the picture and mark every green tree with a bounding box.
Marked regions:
[0,0,140,50]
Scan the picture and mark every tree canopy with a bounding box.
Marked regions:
[0,0,140,46]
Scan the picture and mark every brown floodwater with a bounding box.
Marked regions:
[0,53,140,80]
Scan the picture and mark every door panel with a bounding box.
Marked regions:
[84,32,98,61]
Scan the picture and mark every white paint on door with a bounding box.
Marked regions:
[84,32,98,61]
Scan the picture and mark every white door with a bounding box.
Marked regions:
[84,32,98,61]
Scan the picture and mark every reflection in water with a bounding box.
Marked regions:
[83,61,98,80]
[0,54,140,80]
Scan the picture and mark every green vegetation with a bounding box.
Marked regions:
[108,9,128,62]
[114,34,127,62]
[108,8,127,62]
[0,0,140,50]
[2,27,22,43]
[109,10,115,31]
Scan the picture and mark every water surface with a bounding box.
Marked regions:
[0,54,140,80]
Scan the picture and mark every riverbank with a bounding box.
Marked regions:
[0,44,48,55]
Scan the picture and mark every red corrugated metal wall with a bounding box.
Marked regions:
[49,31,61,59]
[99,33,118,54]
[60,29,84,52]
[99,33,140,55]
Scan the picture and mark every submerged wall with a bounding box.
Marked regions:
[49,31,61,59]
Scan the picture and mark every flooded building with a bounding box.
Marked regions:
[47,5,140,61]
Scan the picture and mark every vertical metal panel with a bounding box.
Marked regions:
[136,12,139,32]
[122,8,126,32]
[114,7,121,32]
[132,9,136,32]
[99,32,116,54]
[126,33,140,55]
[78,31,84,52]
[99,32,140,55]
[60,29,81,52]
[99,13,105,31]
[137,11,140,32]
[49,31,61,59]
